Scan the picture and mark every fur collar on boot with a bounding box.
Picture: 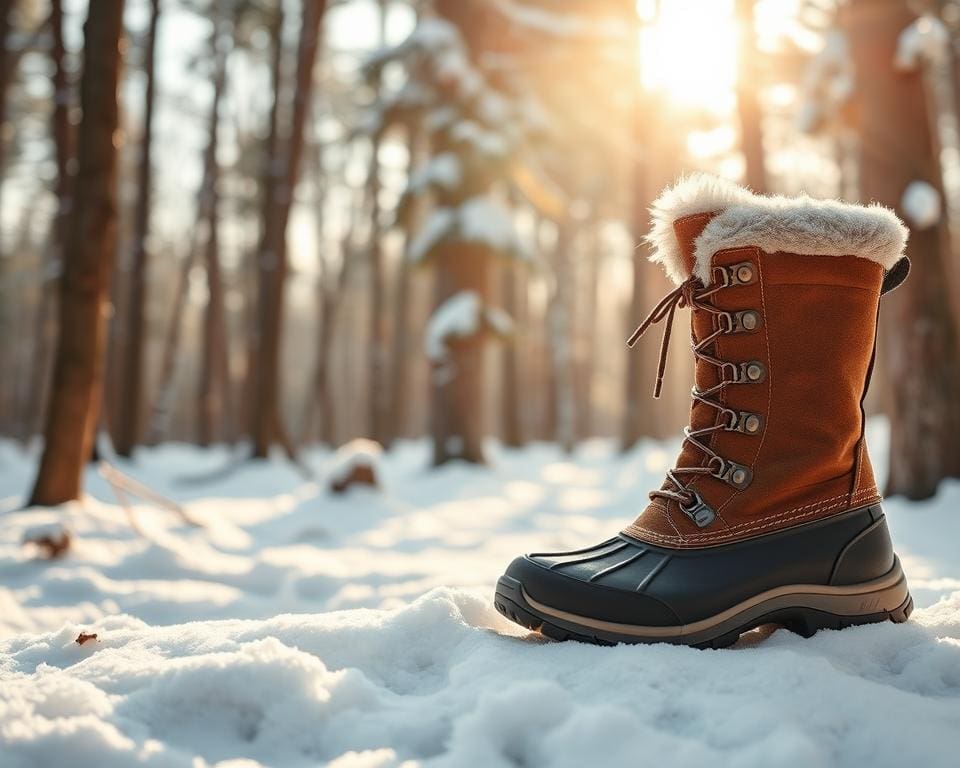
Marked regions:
[647,174,909,285]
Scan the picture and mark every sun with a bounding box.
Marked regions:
[638,0,740,113]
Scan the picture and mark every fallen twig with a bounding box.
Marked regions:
[98,461,202,527]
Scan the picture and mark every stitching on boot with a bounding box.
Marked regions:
[660,504,684,540]
[628,487,881,545]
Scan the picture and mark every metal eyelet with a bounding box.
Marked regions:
[680,491,716,528]
[723,410,764,434]
[716,312,734,333]
[728,261,756,286]
[744,361,766,382]
[710,457,753,490]
[720,360,766,384]
[732,310,761,333]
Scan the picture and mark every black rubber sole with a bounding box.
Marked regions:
[494,574,914,649]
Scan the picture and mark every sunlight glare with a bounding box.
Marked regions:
[639,0,739,113]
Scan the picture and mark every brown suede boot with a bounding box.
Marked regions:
[495,175,914,647]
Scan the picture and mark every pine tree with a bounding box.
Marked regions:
[367,5,542,465]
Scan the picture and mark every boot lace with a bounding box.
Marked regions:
[627,270,762,515]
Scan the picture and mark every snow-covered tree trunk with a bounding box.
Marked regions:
[848,0,960,499]
[431,251,491,465]
[30,0,125,505]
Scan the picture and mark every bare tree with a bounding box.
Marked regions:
[29,0,125,505]
[115,0,160,457]
[250,0,328,458]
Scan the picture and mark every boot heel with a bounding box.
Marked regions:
[783,591,913,639]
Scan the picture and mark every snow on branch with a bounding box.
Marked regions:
[408,197,529,264]
[425,291,514,362]
[894,15,949,71]
[406,153,462,195]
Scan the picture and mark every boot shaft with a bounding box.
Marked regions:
[625,175,908,548]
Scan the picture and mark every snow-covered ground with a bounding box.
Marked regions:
[1,421,959,767]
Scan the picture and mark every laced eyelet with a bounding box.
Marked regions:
[719,408,739,431]
[711,265,732,287]
[716,312,734,333]
[679,491,716,528]
[726,410,764,434]
[710,457,753,489]
[722,360,767,384]
[629,274,764,522]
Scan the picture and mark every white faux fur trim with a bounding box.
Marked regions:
[646,174,909,285]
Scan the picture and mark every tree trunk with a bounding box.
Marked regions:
[432,247,490,465]
[251,0,327,458]
[549,217,577,454]
[0,0,13,212]
[574,222,599,440]
[385,126,424,448]
[367,0,389,445]
[0,0,15,432]
[848,0,960,499]
[198,6,232,446]
[29,0,125,505]
[500,258,523,447]
[23,0,74,441]
[146,248,193,444]
[735,0,767,192]
[621,35,661,452]
[243,5,283,445]
[114,0,159,457]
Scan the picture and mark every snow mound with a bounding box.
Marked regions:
[329,439,383,492]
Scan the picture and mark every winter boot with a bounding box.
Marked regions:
[495,174,914,647]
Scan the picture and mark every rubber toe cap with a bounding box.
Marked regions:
[505,553,682,627]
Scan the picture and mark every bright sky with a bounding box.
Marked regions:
[637,0,809,113]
